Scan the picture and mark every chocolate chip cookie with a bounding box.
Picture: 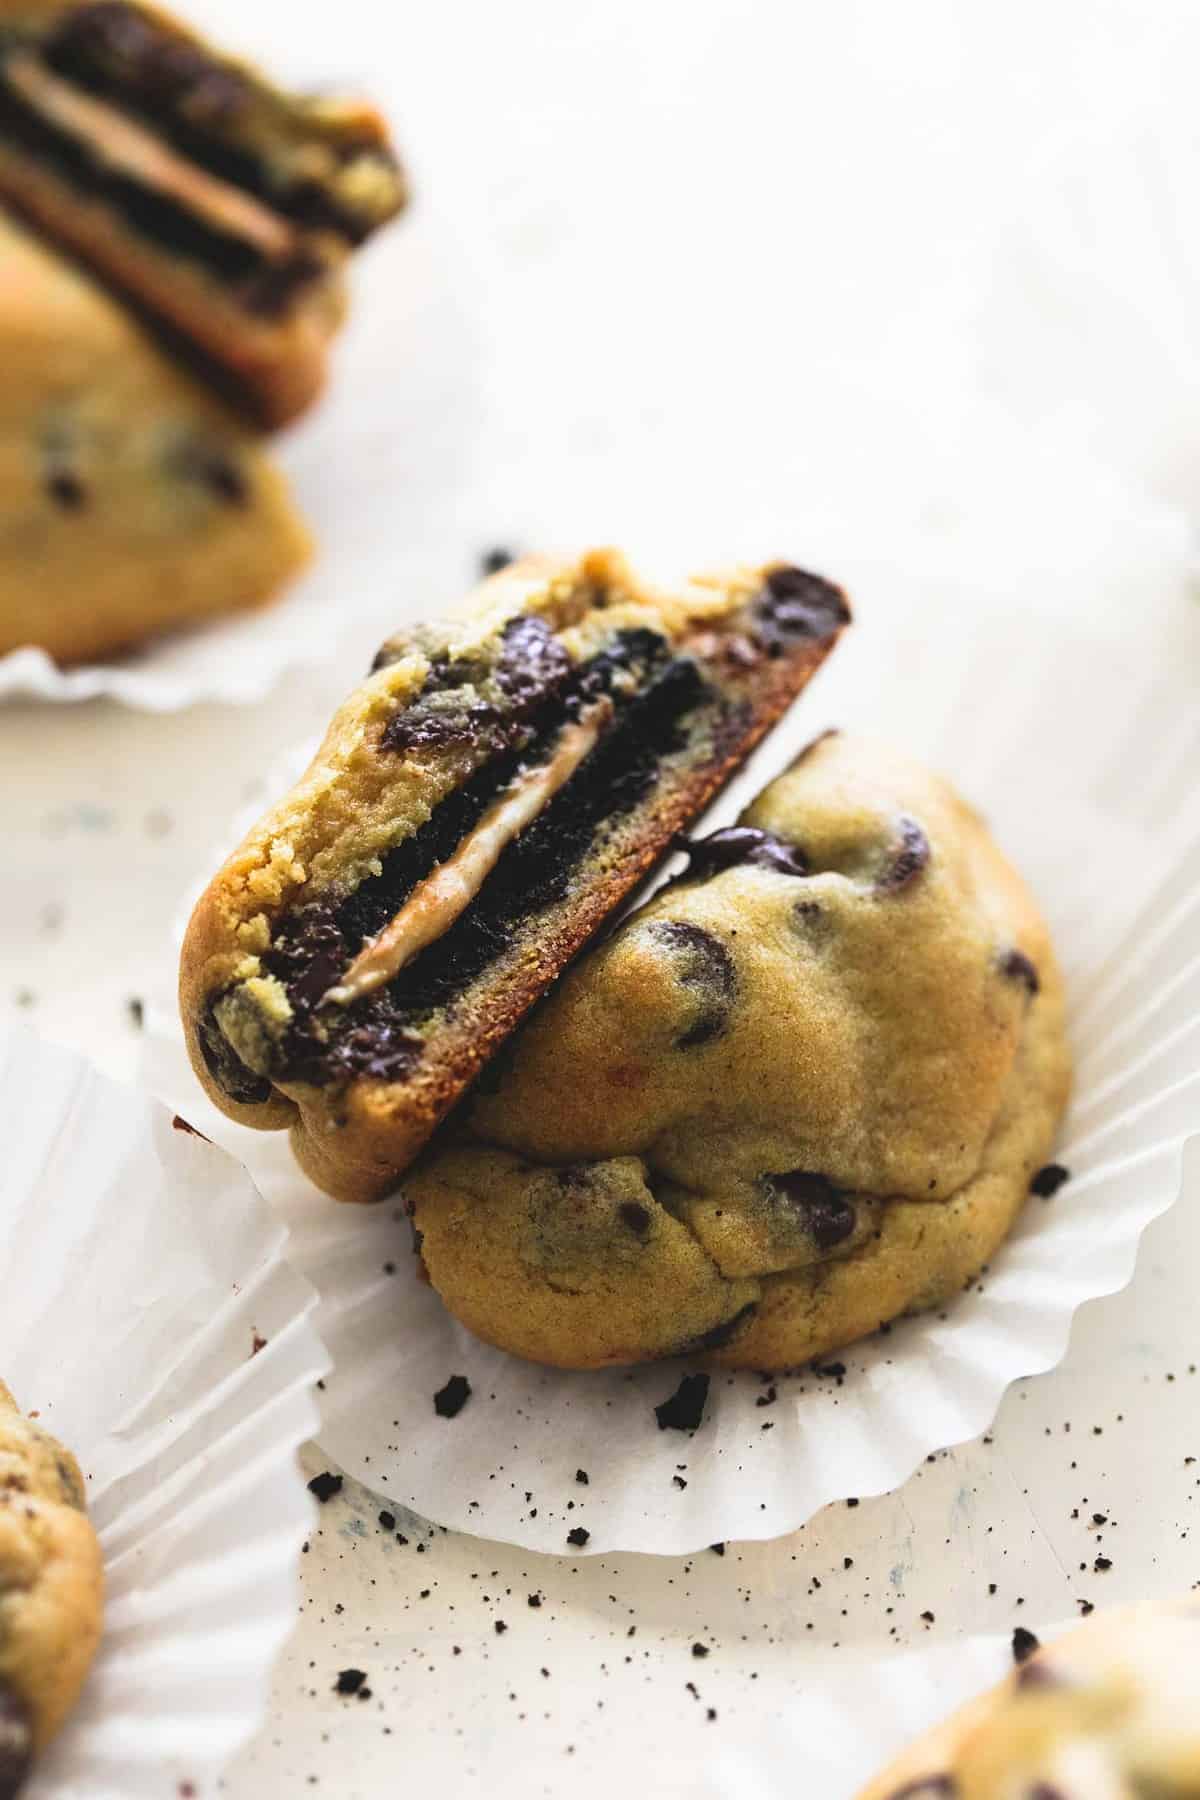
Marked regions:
[0,206,310,663]
[858,1599,1200,1799]
[180,550,850,1201]
[0,1382,104,1797]
[406,731,1070,1369]
[0,0,406,423]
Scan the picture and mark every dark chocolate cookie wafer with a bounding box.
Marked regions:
[180,549,849,1201]
[0,0,406,423]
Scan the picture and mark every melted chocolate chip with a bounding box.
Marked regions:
[1012,1625,1041,1665]
[680,826,808,880]
[678,1302,758,1354]
[0,1683,31,1800]
[1030,1163,1070,1199]
[45,467,87,510]
[654,1372,711,1432]
[433,1374,471,1418]
[876,816,931,894]
[618,1201,651,1235]
[494,614,573,711]
[649,921,737,1049]
[765,1171,856,1249]
[999,948,1041,995]
[883,1781,957,1799]
[753,566,851,654]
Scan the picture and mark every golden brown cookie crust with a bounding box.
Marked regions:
[407,732,1071,1370]
[180,551,850,1200]
[0,1382,103,1775]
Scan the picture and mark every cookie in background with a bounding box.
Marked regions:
[0,0,407,424]
[0,206,311,663]
[0,1380,104,1799]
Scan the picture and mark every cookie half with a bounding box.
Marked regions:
[0,207,310,662]
[0,0,406,422]
[406,731,1070,1369]
[0,1382,104,1796]
[180,549,850,1201]
[857,1599,1200,1799]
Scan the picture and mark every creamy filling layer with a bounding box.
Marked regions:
[324,699,614,1007]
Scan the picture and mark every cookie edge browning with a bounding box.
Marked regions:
[0,161,346,424]
[179,560,850,1200]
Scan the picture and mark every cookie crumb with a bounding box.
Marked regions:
[567,1527,590,1548]
[334,1669,367,1695]
[1012,1626,1040,1664]
[307,1472,343,1504]
[1031,1163,1070,1198]
[434,1375,471,1418]
[655,1373,711,1433]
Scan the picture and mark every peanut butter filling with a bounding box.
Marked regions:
[6,50,295,256]
[322,699,615,1008]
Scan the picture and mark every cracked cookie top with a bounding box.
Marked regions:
[406,732,1070,1369]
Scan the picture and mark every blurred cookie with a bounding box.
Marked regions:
[407,731,1070,1368]
[180,549,850,1201]
[0,0,406,422]
[0,1381,104,1797]
[858,1599,1200,1799]
[0,207,310,662]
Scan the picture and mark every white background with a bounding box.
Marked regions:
[4,1,1200,1793]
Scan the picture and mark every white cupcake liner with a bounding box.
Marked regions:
[0,1023,329,1799]
[142,530,1200,1558]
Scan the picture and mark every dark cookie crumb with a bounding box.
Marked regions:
[691,1642,709,1658]
[710,1542,725,1556]
[307,1472,343,1503]
[1031,1163,1070,1198]
[566,1527,590,1548]
[655,1373,711,1433]
[575,1469,589,1485]
[1012,1625,1040,1665]
[127,996,145,1029]
[334,1669,367,1695]
[434,1375,471,1418]
[480,547,517,576]
[378,1510,395,1532]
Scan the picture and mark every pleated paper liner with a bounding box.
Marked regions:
[0,1025,329,1799]
[143,559,1200,1557]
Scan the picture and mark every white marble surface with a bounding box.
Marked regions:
[4,0,1200,1793]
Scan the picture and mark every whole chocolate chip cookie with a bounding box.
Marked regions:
[180,549,849,1202]
[0,1382,104,1796]
[0,207,311,663]
[406,731,1070,1369]
[858,1599,1200,1799]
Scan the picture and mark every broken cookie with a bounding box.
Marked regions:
[179,549,850,1201]
[0,0,406,423]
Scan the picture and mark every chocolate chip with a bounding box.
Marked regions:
[999,948,1041,995]
[619,1202,651,1235]
[754,566,851,653]
[480,547,517,576]
[649,920,737,1049]
[334,1668,367,1695]
[1030,1163,1070,1198]
[680,826,808,880]
[494,614,572,712]
[307,1471,343,1503]
[45,467,87,509]
[1012,1625,1041,1665]
[654,1373,711,1433]
[876,816,931,894]
[566,1527,590,1548]
[882,1781,957,1799]
[433,1375,471,1418]
[765,1171,856,1249]
[173,439,249,504]
[0,1682,31,1800]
